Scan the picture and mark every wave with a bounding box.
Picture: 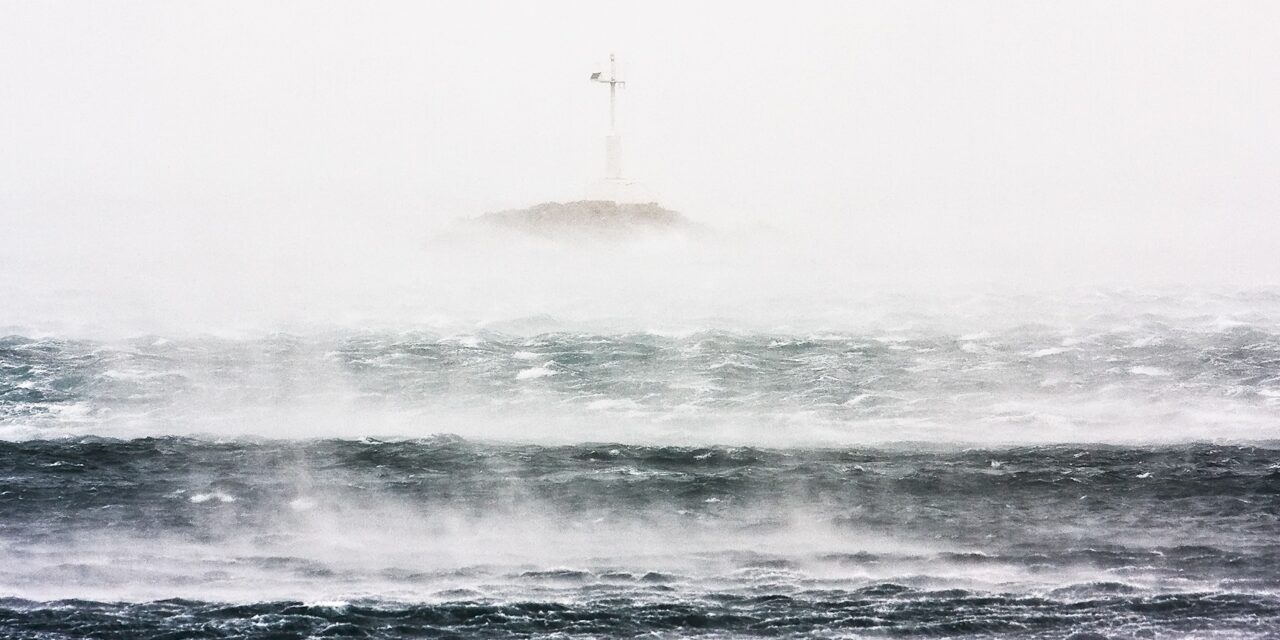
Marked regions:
[2,438,1278,599]
[3,590,1279,638]
[3,318,1280,443]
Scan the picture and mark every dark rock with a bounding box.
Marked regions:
[470,200,694,237]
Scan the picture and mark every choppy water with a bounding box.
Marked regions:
[3,291,1280,638]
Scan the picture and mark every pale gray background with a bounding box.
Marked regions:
[2,1,1277,335]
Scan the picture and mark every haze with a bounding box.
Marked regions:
[2,0,1278,336]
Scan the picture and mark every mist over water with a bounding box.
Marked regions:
[6,227,1280,445]
[4,1,1280,636]
[5,174,1280,640]
[4,230,1280,637]
[7,219,1279,337]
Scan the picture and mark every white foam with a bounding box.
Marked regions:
[516,365,557,380]
[290,497,318,511]
[189,492,236,504]
[1029,347,1070,358]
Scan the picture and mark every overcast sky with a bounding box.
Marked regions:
[2,0,1278,285]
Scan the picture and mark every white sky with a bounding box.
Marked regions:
[2,0,1279,288]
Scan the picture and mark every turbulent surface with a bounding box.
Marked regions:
[1,438,1280,638]
[3,310,1280,443]
[3,297,1280,638]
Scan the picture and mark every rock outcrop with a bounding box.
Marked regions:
[470,200,693,237]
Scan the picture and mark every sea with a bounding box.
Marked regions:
[3,260,1280,638]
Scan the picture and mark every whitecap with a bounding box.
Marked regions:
[289,497,317,511]
[1029,347,1069,358]
[189,492,236,504]
[516,365,557,380]
[1129,335,1162,348]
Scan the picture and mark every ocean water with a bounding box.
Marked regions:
[3,289,1280,638]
